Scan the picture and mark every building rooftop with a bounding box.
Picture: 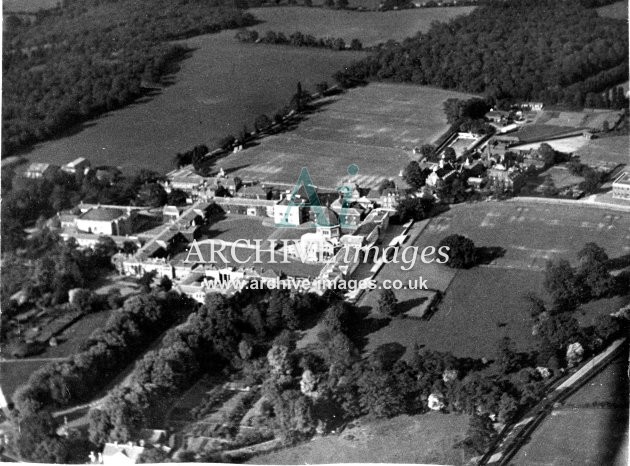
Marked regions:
[613,172,630,186]
[79,207,127,222]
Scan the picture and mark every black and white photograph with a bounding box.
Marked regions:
[0,0,629,463]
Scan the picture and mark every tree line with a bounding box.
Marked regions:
[2,0,256,157]
[9,290,197,462]
[235,29,363,51]
[332,0,628,107]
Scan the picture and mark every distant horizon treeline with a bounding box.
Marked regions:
[235,28,363,51]
[332,0,628,107]
[2,0,256,157]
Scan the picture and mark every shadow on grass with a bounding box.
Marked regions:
[397,296,428,314]
[347,305,391,351]
[475,246,507,265]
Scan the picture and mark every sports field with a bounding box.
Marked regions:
[360,200,630,358]
[24,32,366,173]
[220,83,478,190]
[249,412,470,465]
[249,6,476,47]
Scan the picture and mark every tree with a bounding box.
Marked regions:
[540,175,558,197]
[438,234,476,269]
[357,367,405,418]
[138,270,157,292]
[544,259,580,308]
[158,275,172,292]
[167,189,188,206]
[396,197,433,222]
[138,446,169,463]
[403,161,428,190]
[121,240,138,255]
[458,413,497,456]
[443,147,457,163]
[377,179,396,194]
[495,336,520,374]
[377,289,398,316]
[254,114,272,132]
[336,0,348,8]
[349,38,362,50]
[137,182,167,207]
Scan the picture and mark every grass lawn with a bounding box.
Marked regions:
[0,360,50,402]
[220,83,478,190]
[199,215,277,243]
[249,6,476,47]
[513,351,629,466]
[511,135,589,154]
[514,124,582,143]
[3,0,59,12]
[24,32,366,174]
[597,0,628,19]
[575,135,630,167]
[513,408,627,466]
[364,268,546,359]
[249,412,471,465]
[544,166,584,189]
[35,310,113,359]
[359,200,630,359]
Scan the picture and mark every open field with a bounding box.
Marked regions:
[360,200,630,358]
[249,6,476,47]
[34,310,113,359]
[575,135,630,166]
[220,83,478,189]
[24,32,366,173]
[512,351,629,466]
[418,201,630,267]
[597,0,628,19]
[511,135,589,154]
[543,166,585,189]
[364,268,546,358]
[0,360,51,402]
[513,124,583,143]
[249,412,470,465]
[2,0,59,12]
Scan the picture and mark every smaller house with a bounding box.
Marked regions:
[485,109,510,124]
[24,162,58,179]
[101,442,145,465]
[521,102,544,111]
[61,157,90,175]
[274,195,307,226]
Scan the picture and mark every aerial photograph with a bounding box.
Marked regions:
[0,0,628,463]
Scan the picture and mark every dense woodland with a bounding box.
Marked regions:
[333,0,628,106]
[2,0,255,156]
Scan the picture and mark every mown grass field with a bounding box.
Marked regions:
[359,200,630,358]
[220,83,478,189]
[513,351,629,466]
[597,0,628,19]
[35,310,113,359]
[0,360,50,401]
[249,6,476,46]
[575,135,630,166]
[2,0,59,12]
[249,412,471,465]
[24,31,366,173]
